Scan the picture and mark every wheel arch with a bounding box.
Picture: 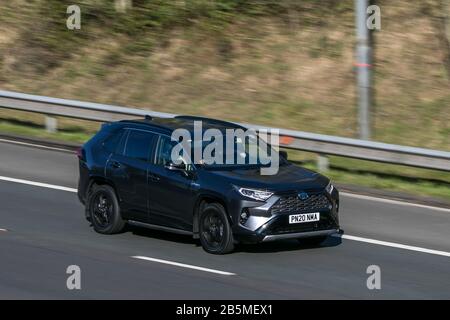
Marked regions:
[192,194,231,239]
[87,176,120,201]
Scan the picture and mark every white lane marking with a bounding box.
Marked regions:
[337,234,450,258]
[341,192,450,213]
[2,174,449,213]
[0,176,77,193]
[131,256,236,276]
[0,138,74,153]
[1,138,448,212]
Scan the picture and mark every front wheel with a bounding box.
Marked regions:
[199,203,235,254]
[87,184,125,234]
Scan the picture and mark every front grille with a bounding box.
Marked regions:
[271,193,331,215]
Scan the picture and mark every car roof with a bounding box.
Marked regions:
[119,115,246,134]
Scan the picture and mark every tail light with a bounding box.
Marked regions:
[76,147,86,161]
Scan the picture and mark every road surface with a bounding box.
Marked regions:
[0,139,449,299]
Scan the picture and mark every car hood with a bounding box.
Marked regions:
[204,163,328,192]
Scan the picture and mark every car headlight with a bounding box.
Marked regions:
[238,187,273,201]
[325,181,334,194]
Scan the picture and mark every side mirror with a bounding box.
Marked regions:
[165,161,186,171]
[279,150,288,160]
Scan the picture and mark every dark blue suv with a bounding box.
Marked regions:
[77,116,340,254]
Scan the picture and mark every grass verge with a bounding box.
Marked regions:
[0,118,93,143]
[288,151,450,203]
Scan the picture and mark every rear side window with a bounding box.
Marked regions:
[103,129,124,154]
[124,130,155,161]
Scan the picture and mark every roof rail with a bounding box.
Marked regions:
[175,115,245,129]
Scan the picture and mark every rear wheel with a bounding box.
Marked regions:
[297,235,327,246]
[87,184,125,234]
[199,203,235,254]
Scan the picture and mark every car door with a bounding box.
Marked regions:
[106,129,157,223]
[147,134,196,231]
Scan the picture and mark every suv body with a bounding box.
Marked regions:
[78,116,340,254]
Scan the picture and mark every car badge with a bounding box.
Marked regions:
[298,192,309,200]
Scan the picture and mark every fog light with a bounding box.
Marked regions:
[240,209,250,225]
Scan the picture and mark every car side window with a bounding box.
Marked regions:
[103,129,124,153]
[124,130,155,162]
[155,136,177,166]
[155,135,194,171]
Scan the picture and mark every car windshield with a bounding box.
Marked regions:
[186,132,284,168]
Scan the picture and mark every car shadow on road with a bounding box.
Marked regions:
[126,224,344,254]
[127,225,199,246]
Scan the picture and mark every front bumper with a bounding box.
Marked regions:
[231,187,340,243]
[262,228,339,242]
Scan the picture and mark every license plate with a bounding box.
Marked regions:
[289,212,320,224]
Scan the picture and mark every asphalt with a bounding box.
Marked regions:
[0,140,449,299]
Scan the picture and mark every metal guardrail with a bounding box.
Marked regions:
[0,90,174,122]
[1,90,450,171]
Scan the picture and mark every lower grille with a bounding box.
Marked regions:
[267,214,337,235]
[271,193,331,215]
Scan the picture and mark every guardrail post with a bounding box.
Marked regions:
[45,116,58,133]
[317,154,329,172]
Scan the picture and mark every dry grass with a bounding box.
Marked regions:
[0,1,449,151]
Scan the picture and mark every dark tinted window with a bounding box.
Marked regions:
[155,136,177,166]
[124,130,155,161]
[155,136,194,171]
[103,129,124,153]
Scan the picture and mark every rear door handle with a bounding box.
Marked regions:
[111,161,121,169]
[148,172,160,182]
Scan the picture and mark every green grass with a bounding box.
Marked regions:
[320,166,450,202]
[0,120,92,143]
[286,151,450,203]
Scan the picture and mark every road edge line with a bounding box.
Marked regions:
[337,234,450,258]
[0,176,77,193]
[131,256,236,276]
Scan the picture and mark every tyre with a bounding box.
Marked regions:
[199,203,235,254]
[298,235,328,246]
[86,184,126,234]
